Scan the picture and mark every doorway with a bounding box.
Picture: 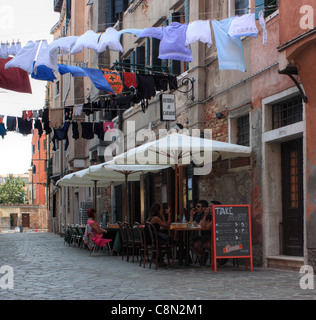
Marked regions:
[10,213,18,229]
[22,213,30,228]
[281,138,304,256]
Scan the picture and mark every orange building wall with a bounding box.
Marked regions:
[31,129,47,205]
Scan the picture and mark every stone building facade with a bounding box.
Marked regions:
[47,0,315,268]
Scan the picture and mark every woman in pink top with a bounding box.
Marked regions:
[87,208,110,246]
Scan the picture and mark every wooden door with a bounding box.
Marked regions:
[281,138,304,256]
[22,213,30,228]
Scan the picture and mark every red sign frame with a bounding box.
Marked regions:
[211,205,253,272]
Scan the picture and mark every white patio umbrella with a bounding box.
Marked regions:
[57,161,170,222]
[87,160,170,222]
[114,132,252,219]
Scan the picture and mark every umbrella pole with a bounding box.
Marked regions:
[124,173,128,223]
[93,180,98,211]
[175,164,178,222]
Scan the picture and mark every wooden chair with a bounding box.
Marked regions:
[134,222,147,267]
[118,222,129,261]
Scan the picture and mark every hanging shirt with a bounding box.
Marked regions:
[185,20,213,48]
[49,108,63,129]
[34,119,43,138]
[211,17,246,72]
[0,123,6,139]
[52,122,70,151]
[81,122,94,140]
[139,22,193,62]
[74,104,83,117]
[123,72,137,89]
[6,116,16,131]
[22,110,33,121]
[5,41,40,74]
[34,36,79,73]
[31,62,56,82]
[17,117,33,135]
[0,58,32,94]
[0,115,4,124]
[70,30,101,54]
[228,13,258,39]
[102,69,123,94]
[97,28,124,53]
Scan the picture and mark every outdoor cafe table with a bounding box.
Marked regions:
[170,225,210,267]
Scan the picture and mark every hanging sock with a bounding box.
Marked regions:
[211,17,246,72]
[258,11,268,46]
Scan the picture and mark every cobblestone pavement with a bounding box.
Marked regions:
[0,232,315,301]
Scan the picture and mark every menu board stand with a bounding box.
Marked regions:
[212,205,253,272]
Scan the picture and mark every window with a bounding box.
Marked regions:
[255,0,278,19]
[272,96,303,129]
[55,80,60,96]
[237,114,250,146]
[235,0,249,15]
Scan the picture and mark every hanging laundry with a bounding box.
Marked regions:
[139,22,193,62]
[118,28,145,38]
[7,42,16,56]
[74,104,83,117]
[123,72,137,89]
[103,122,114,132]
[52,122,70,151]
[211,17,246,72]
[0,123,6,139]
[97,28,124,53]
[102,69,123,94]
[93,122,105,141]
[34,36,79,73]
[83,103,93,116]
[64,107,73,121]
[228,13,258,39]
[34,119,43,138]
[0,115,4,124]
[153,75,178,91]
[22,110,33,121]
[185,20,213,48]
[0,43,8,59]
[70,30,101,54]
[81,122,94,140]
[258,11,268,46]
[42,108,52,135]
[6,116,16,131]
[72,121,79,140]
[5,40,40,74]
[58,64,87,77]
[136,74,156,100]
[17,117,32,135]
[58,64,114,93]
[0,58,32,94]
[31,64,56,82]
[49,108,63,129]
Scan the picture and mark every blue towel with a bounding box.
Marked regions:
[31,63,56,82]
[211,17,246,72]
[58,64,114,93]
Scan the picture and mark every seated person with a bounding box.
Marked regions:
[189,200,210,265]
[86,208,110,246]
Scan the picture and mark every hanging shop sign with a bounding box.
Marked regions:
[160,93,176,121]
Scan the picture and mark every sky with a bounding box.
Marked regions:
[0,0,59,174]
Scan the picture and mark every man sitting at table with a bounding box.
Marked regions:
[189,200,221,266]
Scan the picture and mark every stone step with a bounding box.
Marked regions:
[267,255,304,271]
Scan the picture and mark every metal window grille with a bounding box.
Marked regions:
[237,114,250,147]
[272,96,303,129]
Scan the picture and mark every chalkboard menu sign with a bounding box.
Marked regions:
[212,205,253,272]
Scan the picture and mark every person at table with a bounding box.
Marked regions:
[189,200,211,266]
